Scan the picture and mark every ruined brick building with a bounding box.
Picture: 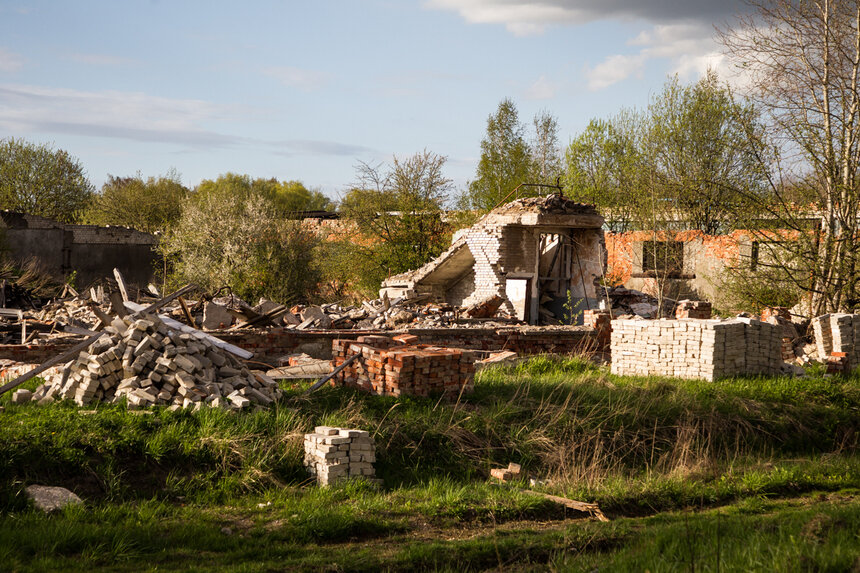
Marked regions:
[380,195,607,325]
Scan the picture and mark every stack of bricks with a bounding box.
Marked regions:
[303,426,378,485]
[610,318,783,381]
[331,335,475,397]
[812,313,860,369]
[674,300,713,319]
[583,309,612,350]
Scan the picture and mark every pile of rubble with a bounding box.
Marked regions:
[12,313,281,410]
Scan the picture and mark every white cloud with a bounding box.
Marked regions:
[585,23,733,90]
[524,75,556,99]
[585,53,648,90]
[425,0,744,36]
[263,66,328,91]
[0,48,24,72]
[0,84,241,147]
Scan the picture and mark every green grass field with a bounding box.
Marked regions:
[2,355,859,571]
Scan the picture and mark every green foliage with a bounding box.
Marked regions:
[0,137,95,223]
[331,150,452,293]
[195,173,333,218]
[82,169,188,233]
[564,71,767,233]
[464,99,561,211]
[159,184,320,304]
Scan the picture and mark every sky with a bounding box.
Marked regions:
[0,0,747,201]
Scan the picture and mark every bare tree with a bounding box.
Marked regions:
[720,0,860,314]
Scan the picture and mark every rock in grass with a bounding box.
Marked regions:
[25,485,83,512]
[11,389,32,404]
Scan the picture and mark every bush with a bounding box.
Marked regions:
[159,189,320,304]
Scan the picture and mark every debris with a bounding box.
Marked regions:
[465,295,504,319]
[25,485,83,512]
[490,462,523,482]
[518,489,609,522]
[202,301,233,330]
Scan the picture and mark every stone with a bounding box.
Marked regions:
[202,302,233,330]
[11,389,32,404]
[25,485,83,512]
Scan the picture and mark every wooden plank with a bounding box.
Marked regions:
[178,296,196,328]
[123,300,253,359]
[109,291,128,318]
[113,268,130,302]
[304,354,358,394]
[0,331,105,396]
[519,489,609,521]
[230,305,287,330]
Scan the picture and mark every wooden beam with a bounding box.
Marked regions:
[113,268,130,303]
[0,284,200,397]
[519,489,609,522]
[304,354,358,394]
[178,296,196,329]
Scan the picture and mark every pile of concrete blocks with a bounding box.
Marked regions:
[611,318,783,381]
[812,313,860,369]
[331,335,476,397]
[15,314,281,410]
[674,300,712,319]
[303,426,379,485]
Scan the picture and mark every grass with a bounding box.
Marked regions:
[1,354,860,570]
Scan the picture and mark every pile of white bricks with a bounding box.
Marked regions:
[13,314,281,410]
[812,314,860,367]
[611,318,783,381]
[303,426,378,485]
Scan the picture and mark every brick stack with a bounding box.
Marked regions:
[17,314,281,410]
[610,318,783,381]
[303,426,378,485]
[583,309,612,350]
[812,313,860,368]
[675,300,712,319]
[331,335,476,397]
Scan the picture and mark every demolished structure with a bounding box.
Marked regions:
[380,195,606,325]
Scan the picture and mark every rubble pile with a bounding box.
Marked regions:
[331,334,476,397]
[611,317,783,381]
[304,426,379,485]
[15,314,281,410]
[599,286,676,319]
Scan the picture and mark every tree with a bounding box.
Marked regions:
[0,138,94,223]
[465,98,534,210]
[720,0,860,314]
[159,187,320,304]
[274,180,334,215]
[530,110,563,184]
[564,110,647,232]
[332,150,452,293]
[195,173,333,217]
[83,169,189,233]
[646,70,767,234]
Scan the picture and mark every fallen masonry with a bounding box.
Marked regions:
[17,314,282,410]
[304,426,380,486]
[611,317,783,381]
[331,334,476,397]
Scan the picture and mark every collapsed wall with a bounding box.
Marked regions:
[812,313,860,368]
[611,318,783,381]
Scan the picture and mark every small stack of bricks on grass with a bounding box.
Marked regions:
[304,426,380,485]
[611,317,783,381]
[330,334,476,397]
[12,313,281,410]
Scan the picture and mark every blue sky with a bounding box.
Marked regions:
[0,0,745,200]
